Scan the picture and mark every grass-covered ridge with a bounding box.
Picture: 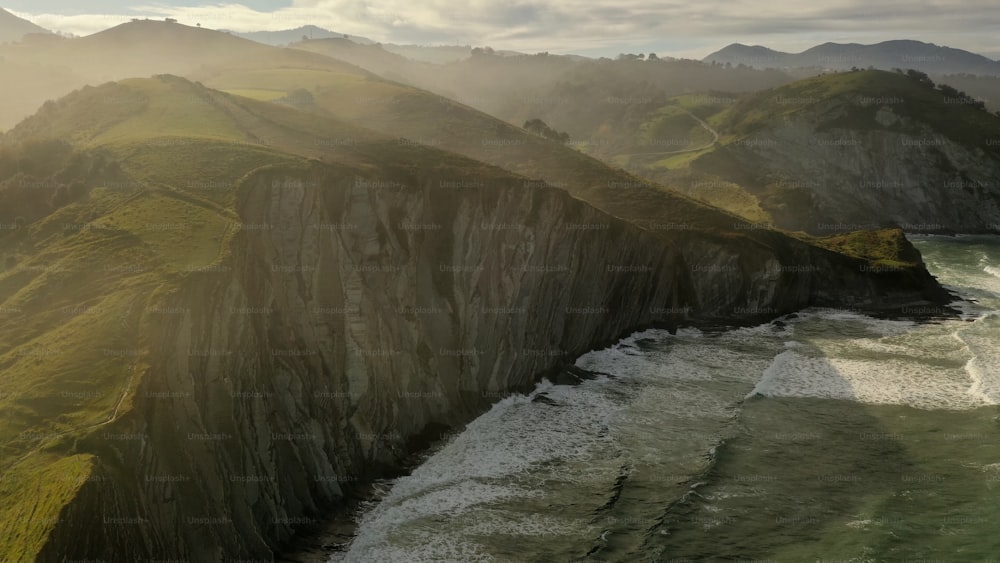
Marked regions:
[720,69,1000,151]
[810,228,923,268]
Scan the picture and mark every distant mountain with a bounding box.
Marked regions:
[0,7,49,42]
[232,25,373,46]
[293,37,417,76]
[705,40,1000,76]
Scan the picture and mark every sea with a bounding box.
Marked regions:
[334,235,1000,562]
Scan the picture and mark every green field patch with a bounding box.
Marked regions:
[91,78,245,146]
[222,88,287,101]
[812,228,918,268]
[653,146,715,169]
[0,454,95,561]
[111,139,296,207]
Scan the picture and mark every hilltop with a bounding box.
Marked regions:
[0,19,388,131]
[233,25,374,46]
[0,8,48,43]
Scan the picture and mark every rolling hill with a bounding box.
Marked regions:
[234,25,374,46]
[0,19,796,150]
[0,19,379,131]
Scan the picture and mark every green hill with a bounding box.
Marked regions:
[718,69,1000,145]
[675,70,1000,233]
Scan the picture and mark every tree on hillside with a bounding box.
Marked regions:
[937,82,987,111]
[905,69,934,88]
[278,88,316,110]
[938,84,960,97]
[523,118,570,144]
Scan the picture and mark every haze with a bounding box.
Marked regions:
[8,0,1000,59]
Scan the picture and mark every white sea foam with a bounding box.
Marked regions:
[747,309,998,410]
[341,237,1000,561]
[342,326,774,562]
[956,315,1000,404]
[343,370,630,561]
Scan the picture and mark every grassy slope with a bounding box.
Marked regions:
[572,70,1000,226]
[193,57,766,233]
[812,228,922,267]
[701,69,1000,176]
[720,69,1000,147]
[10,36,927,256]
[0,21,781,233]
[680,70,1000,229]
[0,77,326,557]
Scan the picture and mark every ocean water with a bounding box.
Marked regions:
[336,235,1000,562]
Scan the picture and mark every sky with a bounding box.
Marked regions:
[5,0,1000,60]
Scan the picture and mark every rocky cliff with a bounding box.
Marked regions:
[33,159,949,561]
[689,71,1000,234]
[710,104,1000,233]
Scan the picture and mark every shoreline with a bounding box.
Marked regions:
[276,297,961,560]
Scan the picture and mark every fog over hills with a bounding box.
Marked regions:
[232,25,375,46]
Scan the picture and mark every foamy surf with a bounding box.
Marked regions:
[746,307,1000,410]
[341,364,637,561]
[330,236,1000,561]
[955,313,1000,404]
[341,325,780,562]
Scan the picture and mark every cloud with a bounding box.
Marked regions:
[11,0,1000,58]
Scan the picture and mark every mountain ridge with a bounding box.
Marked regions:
[0,7,49,42]
[232,25,375,46]
[705,39,1000,75]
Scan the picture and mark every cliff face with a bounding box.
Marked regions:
[37,163,947,561]
[710,101,1000,234]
